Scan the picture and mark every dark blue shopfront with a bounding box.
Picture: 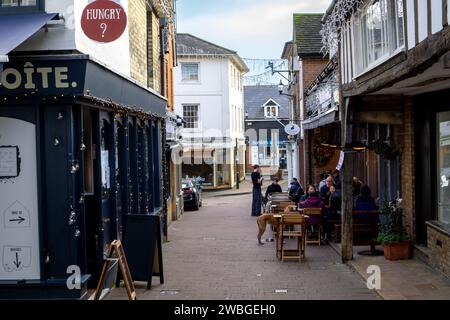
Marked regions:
[0,56,166,299]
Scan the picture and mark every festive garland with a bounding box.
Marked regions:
[321,0,366,54]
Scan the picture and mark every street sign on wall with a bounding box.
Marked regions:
[81,0,127,43]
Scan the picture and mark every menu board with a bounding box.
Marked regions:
[0,146,19,178]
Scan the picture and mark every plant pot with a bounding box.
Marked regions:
[383,241,410,261]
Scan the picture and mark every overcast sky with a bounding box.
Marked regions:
[176,0,331,59]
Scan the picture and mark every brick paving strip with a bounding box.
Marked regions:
[329,243,450,300]
[107,193,378,300]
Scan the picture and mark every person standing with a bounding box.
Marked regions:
[251,165,264,216]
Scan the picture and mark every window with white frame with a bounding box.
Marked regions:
[263,99,279,118]
[181,63,199,81]
[353,0,404,74]
[183,105,199,129]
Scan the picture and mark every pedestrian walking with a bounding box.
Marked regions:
[251,165,264,216]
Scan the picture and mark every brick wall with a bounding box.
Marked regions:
[299,57,328,185]
[427,224,450,277]
[397,99,416,242]
[302,58,328,92]
[128,0,148,85]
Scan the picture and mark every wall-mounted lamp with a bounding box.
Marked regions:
[278,80,294,98]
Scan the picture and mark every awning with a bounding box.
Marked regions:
[0,13,58,77]
[0,13,58,55]
[302,107,339,130]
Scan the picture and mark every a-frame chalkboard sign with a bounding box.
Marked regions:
[123,214,164,290]
[94,240,137,300]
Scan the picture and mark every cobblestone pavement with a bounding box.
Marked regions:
[107,193,378,300]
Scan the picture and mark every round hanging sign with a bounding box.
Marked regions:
[81,0,127,43]
[284,123,301,136]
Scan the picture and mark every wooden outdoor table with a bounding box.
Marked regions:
[273,211,307,260]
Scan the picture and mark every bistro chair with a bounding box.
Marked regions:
[271,201,294,214]
[303,208,322,246]
[278,214,307,262]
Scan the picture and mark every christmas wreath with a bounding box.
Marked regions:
[313,142,334,167]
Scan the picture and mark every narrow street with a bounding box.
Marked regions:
[108,193,378,300]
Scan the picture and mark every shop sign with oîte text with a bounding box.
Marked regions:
[0,60,86,97]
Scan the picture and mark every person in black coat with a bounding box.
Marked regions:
[320,176,334,203]
[265,179,283,198]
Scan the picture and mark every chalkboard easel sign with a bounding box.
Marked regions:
[94,240,137,300]
[123,214,164,290]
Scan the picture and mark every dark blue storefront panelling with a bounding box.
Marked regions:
[0,55,167,299]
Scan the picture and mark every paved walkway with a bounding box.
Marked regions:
[333,245,450,300]
[107,193,377,300]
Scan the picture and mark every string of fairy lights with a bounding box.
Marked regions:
[242,58,288,86]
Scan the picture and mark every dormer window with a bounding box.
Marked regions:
[262,98,280,118]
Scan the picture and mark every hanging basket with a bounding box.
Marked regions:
[371,140,400,160]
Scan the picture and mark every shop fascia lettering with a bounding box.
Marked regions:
[0,62,77,90]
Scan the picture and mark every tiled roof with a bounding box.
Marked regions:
[244,85,290,119]
[293,13,325,57]
[176,33,249,72]
[176,33,236,55]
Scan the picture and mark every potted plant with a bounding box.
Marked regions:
[376,199,411,261]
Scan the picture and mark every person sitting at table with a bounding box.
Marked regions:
[299,191,326,210]
[355,185,377,221]
[265,178,283,198]
[299,184,316,202]
[323,185,341,242]
[289,178,304,203]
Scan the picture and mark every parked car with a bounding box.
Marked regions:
[182,178,203,210]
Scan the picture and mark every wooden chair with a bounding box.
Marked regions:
[303,208,322,246]
[271,201,294,214]
[278,214,306,262]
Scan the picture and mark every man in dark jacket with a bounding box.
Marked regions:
[289,178,304,203]
[265,179,283,198]
[320,176,334,202]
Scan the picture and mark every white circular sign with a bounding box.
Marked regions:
[284,123,301,135]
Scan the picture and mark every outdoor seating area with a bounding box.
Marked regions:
[260,171,384,262]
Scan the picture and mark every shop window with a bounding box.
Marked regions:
[0,0,43,13]
[83,108,94,195]
[152,122,161,208]
[181,63,199,82]
[438,111,450,224]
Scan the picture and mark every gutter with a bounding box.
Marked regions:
[322,0,338,23]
